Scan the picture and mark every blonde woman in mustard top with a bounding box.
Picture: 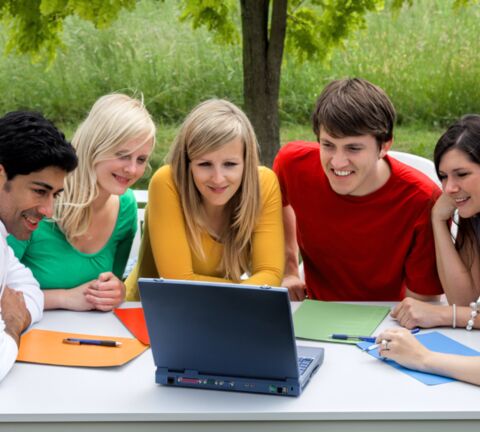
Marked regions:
[126,99,284,299]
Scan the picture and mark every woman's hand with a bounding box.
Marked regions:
[85,272,126,311]
[44,283,96,311]
[431,192,456,223]
[376,328,431,372]
[390,297,449,329]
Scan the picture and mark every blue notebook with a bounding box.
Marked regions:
[358,331,480,385]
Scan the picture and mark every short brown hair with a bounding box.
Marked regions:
[312,78,396,148]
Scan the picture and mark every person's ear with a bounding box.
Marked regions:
[379,139,393,159]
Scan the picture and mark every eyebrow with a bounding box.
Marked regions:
[440,167,469,174]
[196,157,242,161]
[31,181,64,194]
[320,139,365,146]
[31,181,53,190]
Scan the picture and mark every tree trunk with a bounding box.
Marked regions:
[240,0,287,167]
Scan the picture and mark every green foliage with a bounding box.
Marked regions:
[178,0,386,64]
[453,0,479,7]
[286,0,385,62]
[0,0,135,61]
[179,0,239,44]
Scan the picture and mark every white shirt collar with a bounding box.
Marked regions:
[0,221,7,240]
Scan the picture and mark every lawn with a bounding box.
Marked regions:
[1,0,476,187]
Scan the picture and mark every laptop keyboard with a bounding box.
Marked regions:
[298,356,313,375]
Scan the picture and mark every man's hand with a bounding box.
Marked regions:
[1,287,31,346]
[390,297,449,329]
[282,275,307,301]
[85,272,126,312]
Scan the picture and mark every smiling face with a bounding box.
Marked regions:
[0,165,66,239]
[190,136,244,214]
[319,128,392,196]
[95,137,153,196]
[438,148,480,218]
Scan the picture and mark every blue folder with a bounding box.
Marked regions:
[358,331,480,385]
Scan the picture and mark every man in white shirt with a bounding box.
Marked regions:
[0,111,77,381]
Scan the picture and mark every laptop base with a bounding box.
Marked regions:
[156,368,303,397]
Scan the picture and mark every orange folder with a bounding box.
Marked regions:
[17,329,148,367]
[113,307,150,345]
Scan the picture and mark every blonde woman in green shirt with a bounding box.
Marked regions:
[8,94,156,311]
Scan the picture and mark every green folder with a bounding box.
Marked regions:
[293,300,390,344]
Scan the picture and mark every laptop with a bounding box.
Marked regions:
[139,278,324,397]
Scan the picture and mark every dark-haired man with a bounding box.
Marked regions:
[0,111,77,380]
[274,78,443,301]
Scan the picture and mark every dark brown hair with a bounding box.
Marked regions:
[434,114,480,264]
[312,78,396,149]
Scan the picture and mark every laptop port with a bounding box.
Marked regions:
[167,377,174,385]
[269,385,287,394]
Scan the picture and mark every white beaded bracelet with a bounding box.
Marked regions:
[466,296,480,331]
[452,304,456,329]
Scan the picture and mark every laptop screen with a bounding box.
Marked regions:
[139,279,300,380]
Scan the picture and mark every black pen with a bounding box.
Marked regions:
[63,338,122,347]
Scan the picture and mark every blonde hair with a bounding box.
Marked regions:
[56,93,156,240]
[168,99,260,281]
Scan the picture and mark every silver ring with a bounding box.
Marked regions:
[381,339,389,350]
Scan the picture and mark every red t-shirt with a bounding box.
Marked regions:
[273,141,444,301]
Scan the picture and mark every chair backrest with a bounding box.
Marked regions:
[125,190,148,275]
[388,150,441,187]
[133,189,148,207]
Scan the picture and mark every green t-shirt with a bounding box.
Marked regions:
[7,189,137,289]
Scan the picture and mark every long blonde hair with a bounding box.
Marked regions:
[168,99,260,281]
[56,93,156,240]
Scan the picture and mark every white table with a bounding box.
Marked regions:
[0,303,479,432]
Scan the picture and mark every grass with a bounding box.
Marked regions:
[1,0,479,127]
[0,0,476,185]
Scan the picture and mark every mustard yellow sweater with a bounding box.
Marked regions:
[125,165,284,300]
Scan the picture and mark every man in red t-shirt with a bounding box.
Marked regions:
[273,78,443,302]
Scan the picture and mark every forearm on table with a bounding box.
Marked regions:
[43,289,73,310]
[407,303,480,328]
[245,268,283,287]
[422,351,480,386]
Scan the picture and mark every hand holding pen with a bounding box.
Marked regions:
[371,328,431,370]
[362,327,420,352]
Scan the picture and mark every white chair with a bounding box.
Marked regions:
[388,150,441,187]
[124,189,148,277]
